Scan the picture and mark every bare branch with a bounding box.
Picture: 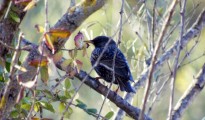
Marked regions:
[140,0,178,119]
[167,0,187,119]
[122,8,205,120]
[0,0,105,119]
[172,63,205,119]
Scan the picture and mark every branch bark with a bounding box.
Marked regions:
[0,3,26,118]
[172,63,205,120]
[117,9,205,119]
[0,0,105,119]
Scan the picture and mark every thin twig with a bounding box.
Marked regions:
[10,32,23,77]
[151,0,157,52]
[178,37,200,68]
[172,63,205,119]
[167,1,187,119]
[139,0,178,119]
[60,4,139,120]
[97,1,125,119]
[147,74,171,115]
[44,0,49,32]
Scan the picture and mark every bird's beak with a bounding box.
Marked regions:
[84,40,93,44]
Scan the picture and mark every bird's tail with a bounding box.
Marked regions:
[119,81,136,93]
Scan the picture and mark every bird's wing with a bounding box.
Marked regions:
[99,48,134,81]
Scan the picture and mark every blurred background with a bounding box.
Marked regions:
[20,0,205,119]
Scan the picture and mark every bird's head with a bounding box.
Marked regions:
[85,36,116,48]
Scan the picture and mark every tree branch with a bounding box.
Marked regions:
[119,9,205,119]
[0,3,27,119]
[20,37,153,120]
[0,0,105,119]
[172,63,205,119]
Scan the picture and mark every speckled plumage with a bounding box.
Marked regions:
[90,36,135,93]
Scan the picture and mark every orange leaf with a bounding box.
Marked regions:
[49,28,71,38]
[14,0,32,5]
[29,58,48,67]
[31,117,40,120]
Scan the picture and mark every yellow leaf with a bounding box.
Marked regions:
[23,0,37,11]
[40,66,49,84]
[31,117,40,120]
[0,96,6,108]
[29,58,48,67]
[82,0,97,7]
[44,33,55,54]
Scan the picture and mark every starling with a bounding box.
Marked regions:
[86,36,135,93]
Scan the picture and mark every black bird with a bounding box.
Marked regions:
[86,36,135,93]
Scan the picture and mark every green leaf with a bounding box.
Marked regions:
[76,103,87,110]
[39,101,55,113]
[64,78,71,89]
[9,11,20,23]
[10,110,19,118]
[105,111,114,119]
[58,102,66,113]
[0,74,4,82]
[76,99,84,104]
[43,89,53,99]
[5,61,11,72]
[65,107,73,118]
[86,108,97,115]
[59,95,69,101]
[64,90,72,99]
[21,103,31,111]
[58,102,73,118]
[40,66,49,84]
[34,102,40,112]
[21,97,31,104]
